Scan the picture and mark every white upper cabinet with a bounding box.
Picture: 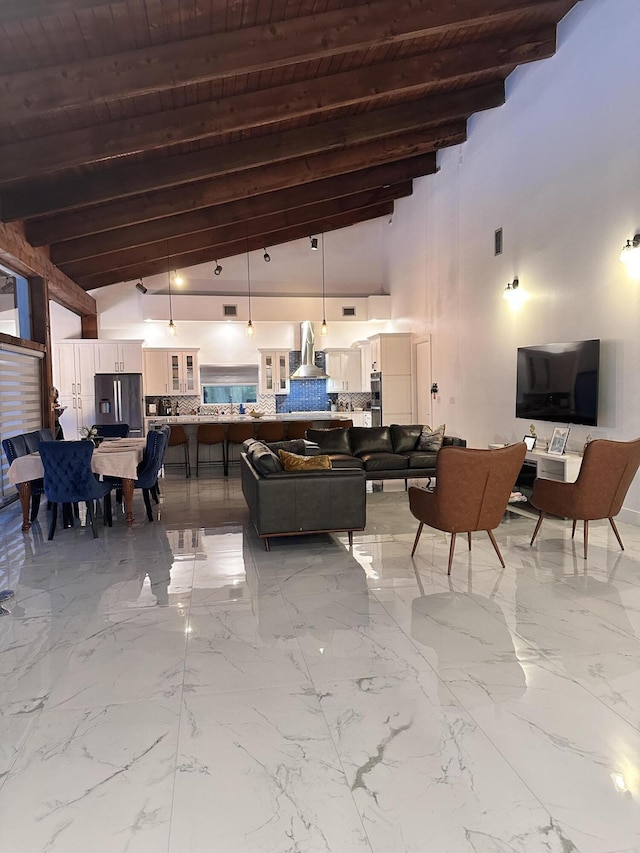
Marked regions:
[326,349,363,392]
[94,340,144,374]
[143,348,200,396]
[259,351,290,395]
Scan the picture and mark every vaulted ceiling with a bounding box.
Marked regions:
[0,0,580,292]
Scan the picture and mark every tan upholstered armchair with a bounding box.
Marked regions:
[530,437,640,559]
[409,442,526,575]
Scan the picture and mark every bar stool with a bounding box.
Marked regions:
[330,419,353,429]
[196,423,226,477]
[225,422,255,476]
[255,421,286,443]
[166,424,191,478]
[285,421,313,440]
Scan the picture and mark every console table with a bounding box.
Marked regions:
[523,448,582,483]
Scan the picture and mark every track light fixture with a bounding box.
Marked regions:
[214,261,223,276]
[263,248,271,263]
[310,236,318,250]
[135,279,148,294]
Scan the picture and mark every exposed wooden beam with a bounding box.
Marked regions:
[26,139,447,247]
[0,0,117,22]
[77,201,396,290]
[51,159,433,264]
[10,82,495,224]
[0,30,555,182]
[0,0,565,121]
[60,183,413,280]
[0,220,95,317]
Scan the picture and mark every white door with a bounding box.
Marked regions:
[415,339,432,426]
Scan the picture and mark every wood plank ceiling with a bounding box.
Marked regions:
[0,0,581,291]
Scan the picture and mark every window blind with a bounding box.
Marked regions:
[0,343,43,506]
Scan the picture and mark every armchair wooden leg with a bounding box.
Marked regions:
[487,530,506,568]
[411,522,424,557]
[609,517,625,551]
[530,511,546,546]
[571,519,577,538]
[348,531,353,546]
[583,519,588,559]
[467,532,472,550]
[447,533,457,576]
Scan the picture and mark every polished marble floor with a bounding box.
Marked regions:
[1,474,640,853]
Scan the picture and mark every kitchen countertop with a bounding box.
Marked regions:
[147,412,360,425]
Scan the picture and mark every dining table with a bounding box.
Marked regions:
[8,437,147,531]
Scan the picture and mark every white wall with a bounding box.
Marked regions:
[386,0,640,521]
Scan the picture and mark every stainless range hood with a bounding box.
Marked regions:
[290,321,329,379]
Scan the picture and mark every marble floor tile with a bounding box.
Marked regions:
[171,688,372,852]
[3,472,640,852]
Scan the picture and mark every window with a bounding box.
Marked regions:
[0,265,30,339]
[200,364,258,405]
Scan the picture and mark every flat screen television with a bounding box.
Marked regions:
[515,339,600,426]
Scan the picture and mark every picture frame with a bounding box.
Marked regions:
[548,427,570,455]
[523,435,537,451]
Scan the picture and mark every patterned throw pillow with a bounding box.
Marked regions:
[278,450,332,471]
[417,424,446,451]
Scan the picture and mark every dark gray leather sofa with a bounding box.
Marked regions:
[305,425,466,482]
[240,439,366,550]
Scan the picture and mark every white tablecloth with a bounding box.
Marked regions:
[8,438,146,486]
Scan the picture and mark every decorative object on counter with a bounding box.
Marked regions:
[529,423,537,437]
[248,409,264,418]
[80,425,101,446]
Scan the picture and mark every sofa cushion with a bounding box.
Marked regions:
[306,428,352,455]
[248,442,283,475]
[266,438,308,455]
[361,452,409,472]
[417,423,446,451]
[402,450,438,469]
[349,426,393,456]
[326,454,364,469]
[278,449,332,471]
[390,424,423,453]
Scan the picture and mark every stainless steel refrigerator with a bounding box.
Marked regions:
[94,374,144,437]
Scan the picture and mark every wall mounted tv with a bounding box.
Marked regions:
[515,339,600,426]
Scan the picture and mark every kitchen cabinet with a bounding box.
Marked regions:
[259,350,290,395]
[94,340,144,374]
[143,348,200,396]
[326,349,362,392]
[368,333,413,424]
[53,341,97,438]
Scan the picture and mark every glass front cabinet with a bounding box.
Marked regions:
[259,350,290,395]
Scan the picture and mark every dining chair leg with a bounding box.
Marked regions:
[86,501,98,538]
[30,494,41,522]
[104,495,113,527]
[530,511,545,546]
[411,522,424,557]
[48,503,58,540]
[583,520,588,559]
[196,443,200,478]
[447,533,457,575]
[609,517,625,551]
[143,488,154,522]
[487,529,506,568]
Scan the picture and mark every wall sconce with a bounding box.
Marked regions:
[135,280,147,294]
[310,236,318,250]
[503,278,519,300]
[263,248,271,263]
[430,382,439,399]
[213,261,223,276]
[620,234,640,278]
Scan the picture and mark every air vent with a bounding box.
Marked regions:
[342,306,356,317]
[223,304,238,317]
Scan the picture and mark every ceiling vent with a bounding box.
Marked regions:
[223,304,238,317]
[342,306,356,317]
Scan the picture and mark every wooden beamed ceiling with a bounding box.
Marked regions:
[0,0,581,292]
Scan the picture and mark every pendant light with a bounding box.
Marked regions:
[320,233,328,336]
[166,243,177,336]
[246,249,255,336]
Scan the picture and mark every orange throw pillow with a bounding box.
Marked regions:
[278,449,332,471]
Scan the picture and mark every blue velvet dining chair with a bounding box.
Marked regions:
[2,430,53,523]
[39,441,113,540]
[92,423,130,438]
[105,427,170,522]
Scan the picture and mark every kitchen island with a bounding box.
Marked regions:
[148,412,363,475]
